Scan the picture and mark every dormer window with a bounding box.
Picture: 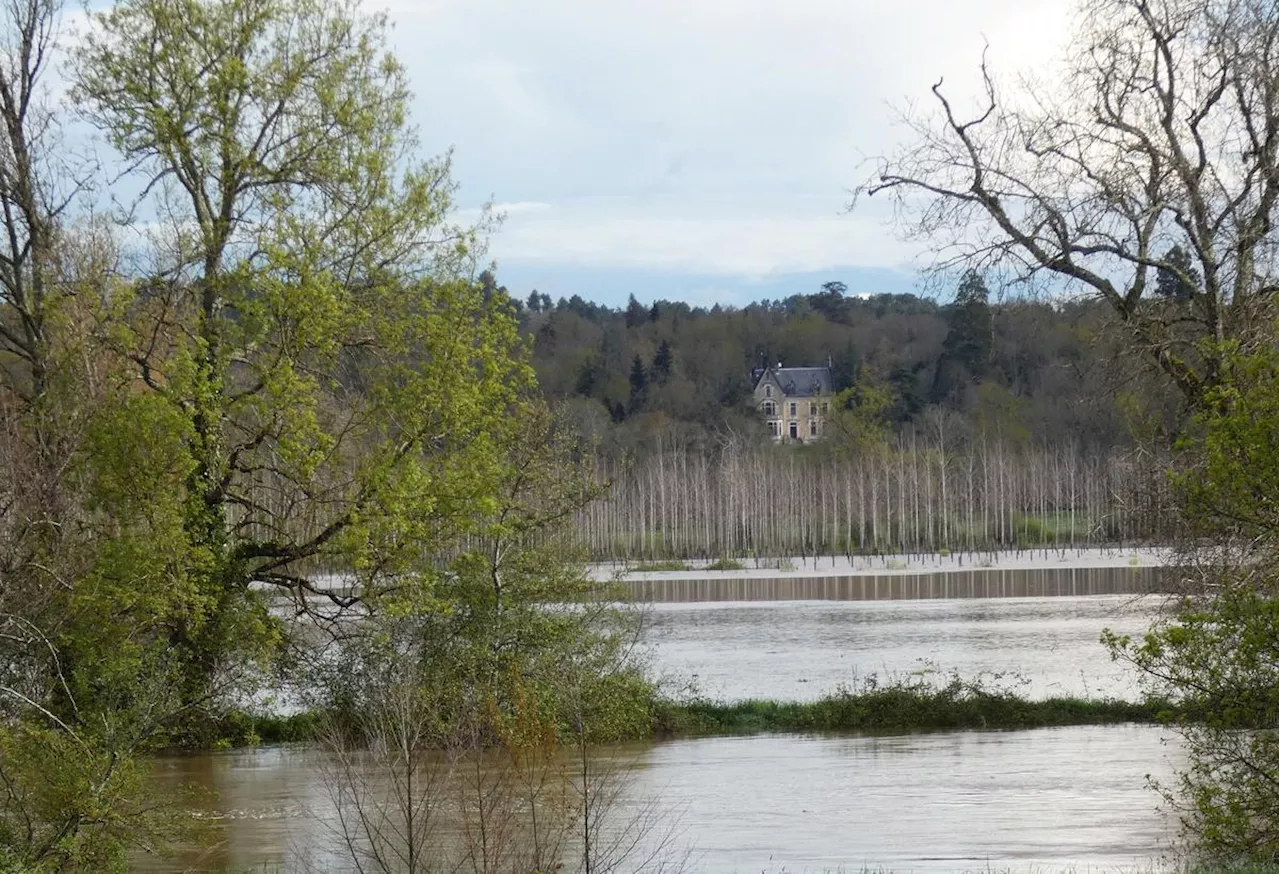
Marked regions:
[764,385,772,398]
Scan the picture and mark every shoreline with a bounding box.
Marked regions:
[207,688,1180,751]
[589,545,1172,582]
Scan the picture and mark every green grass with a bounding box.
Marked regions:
[203,675,1185,751]
[205,711,321,748]
[653,681,1178,737]
[705,557,747,571]
[628,560,692,572]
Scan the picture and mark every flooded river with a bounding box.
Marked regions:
[642,594,1158,701]
[145,578,1180,872]
[149,725,1180,873]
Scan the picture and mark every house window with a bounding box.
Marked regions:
[809,402,817,416]
[764,385,772,398]
[769,421,779,436]
[821,402,829,414]
[809,420,817,436]
[788,402,797,417]
[789,421,798,439]
[763,400,776,416]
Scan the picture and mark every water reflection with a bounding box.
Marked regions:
[628,565,1168,602]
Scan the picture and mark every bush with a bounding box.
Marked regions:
[628,560,690,572]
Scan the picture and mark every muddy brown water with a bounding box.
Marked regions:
[143,572,1180,872]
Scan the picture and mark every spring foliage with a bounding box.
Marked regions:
[0,0,603,868]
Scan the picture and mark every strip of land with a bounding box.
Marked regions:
[589,546,1171,582]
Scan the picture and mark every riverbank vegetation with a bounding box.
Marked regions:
[0,0,642,869]
[0,0,1273,870]
[212,666,1184,748]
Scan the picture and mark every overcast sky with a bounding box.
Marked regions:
[76,1,1076,309]
[380,0,1081,308]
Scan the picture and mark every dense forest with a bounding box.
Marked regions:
[472,272,1191,558]
[492,272,1182,456]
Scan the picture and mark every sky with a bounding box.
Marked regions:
[377,0,1076,309]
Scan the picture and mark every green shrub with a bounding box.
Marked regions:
[628,560,690,572]
[654,674,1176,736]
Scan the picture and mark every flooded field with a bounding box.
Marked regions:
[143,579,1180,872]
[147,725,1181,873]
[642,594,1159,701]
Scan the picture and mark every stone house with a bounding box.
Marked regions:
[751,362,834,442]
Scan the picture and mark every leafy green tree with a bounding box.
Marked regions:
[72,0,532,717]
[0,1,205,866]
[828,372,894,454]
[1105,344,1277,865]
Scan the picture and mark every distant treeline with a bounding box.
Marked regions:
[573,438,1173,561]
[490,272,1180,457]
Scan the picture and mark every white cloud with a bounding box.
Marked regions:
[388,0,1071,179]
[488,195,918,278]
[382,0,1075,280]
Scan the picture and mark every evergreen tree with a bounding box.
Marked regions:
[1155,246,1200,301]
[625,294,647,328]
[652,340,673,384]
[628,355,648,412]
[932,269,994,405]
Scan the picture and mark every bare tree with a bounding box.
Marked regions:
[858,0,1277,405]
[0,0,90,406]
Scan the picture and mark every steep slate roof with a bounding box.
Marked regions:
[755,365,833,398]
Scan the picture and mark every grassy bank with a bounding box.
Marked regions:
[215,681,1178,749]
[653,685,1176,737]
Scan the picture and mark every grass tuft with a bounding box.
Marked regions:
[654,674,1178,737]
[628,560,692,572]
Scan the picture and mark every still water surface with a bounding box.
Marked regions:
[150,725,1180,873]
[148,589,1177,871]
[643,594,1159,701]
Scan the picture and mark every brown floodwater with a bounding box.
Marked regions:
[641,593,1159,701]
[141,588,1181,873]
[145,725,1181,873]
